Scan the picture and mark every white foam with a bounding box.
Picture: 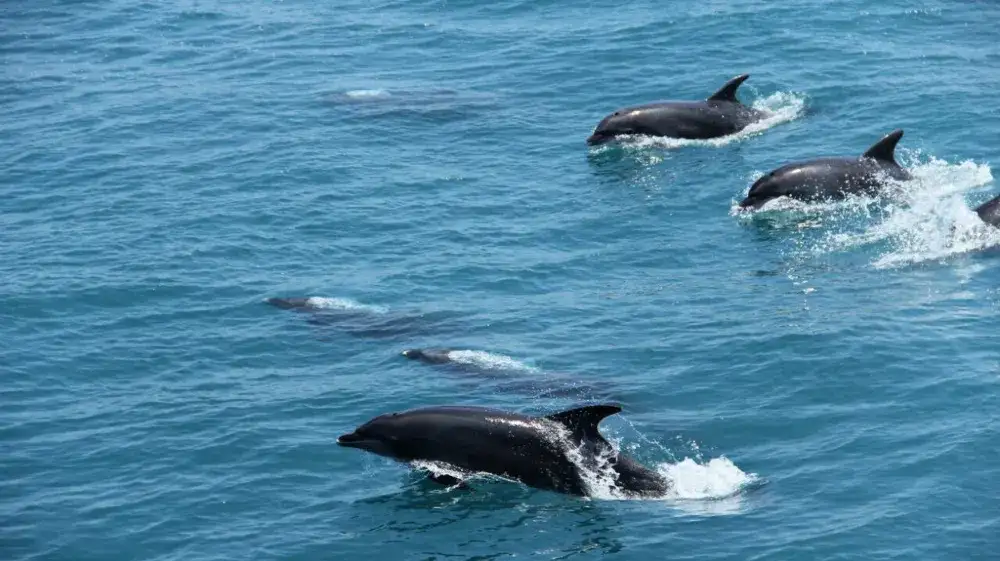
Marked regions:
[411,460,471,481]
[867,155,996,268]
[344,89,391,100]
[444,350,539,373]
[593,91,806,152]
[303,296,388,314]
[657,456,757,501]
[561,430,758,510]
[729,150,997,269]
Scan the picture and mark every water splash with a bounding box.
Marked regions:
[302,296,389,314]
[867,155,996,268]
[409,423,756,513]
[444,350,539,373]
[563,430,758,510]
[590,91,807,152]
[343,89,392,100]
[657,457,757,500]
[411,460,472,482]
[731,151,996,269]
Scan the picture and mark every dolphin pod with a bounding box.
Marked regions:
[277,73,993,501]
[337,403,669,498]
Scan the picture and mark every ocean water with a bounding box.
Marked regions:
[3,0,999,559]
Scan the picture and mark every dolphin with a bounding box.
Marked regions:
[337,404,669,498]
[586,74,765,145]
[265,297,321,311]
[401,348,453,364]
[400,348,613,400]
[265,297,457,338]
[974,193,1000,228]
[739,130,913,210]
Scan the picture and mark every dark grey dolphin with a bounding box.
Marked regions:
[338,404,669,498]
[739,130,913,210]
[401,348,453,364]
[586,74,765,145]
[265,297,321,311]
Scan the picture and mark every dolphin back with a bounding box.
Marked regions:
[975,193,1000,227]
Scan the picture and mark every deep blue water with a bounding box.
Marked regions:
[3,0,999,559]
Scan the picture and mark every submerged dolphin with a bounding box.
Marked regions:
[338,404,669,498]
[265,297,324,311]
[400,348,612,400]
[739,130,913,210]
[265,297,456,338]
[401,348,453,364]
[586,74,765,145]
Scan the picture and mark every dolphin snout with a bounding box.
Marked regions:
[337,432,364,446]
[586,133,608,146]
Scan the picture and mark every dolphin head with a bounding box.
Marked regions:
[337,412,416,459]
[401,348,452,364]
[587,110,644,145]
[265,297,312,310]
[739,171,783,210]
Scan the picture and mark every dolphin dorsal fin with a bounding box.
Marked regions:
[707,74,750,103]
[862,129,904,164]
[545,404,622,442]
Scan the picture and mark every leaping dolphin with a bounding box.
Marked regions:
[587,74,765,145]
[739,130,913,210]
[338,404,669,498]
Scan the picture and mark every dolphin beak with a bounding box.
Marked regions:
[586,133,608,146]
[401,349,418,359]
[337,432,365,447]
[337,431,393,457]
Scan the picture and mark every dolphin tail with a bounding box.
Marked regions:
[862,129,904,165]
[707,74,750,103]
[546,404,622,443]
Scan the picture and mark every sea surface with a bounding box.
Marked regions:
[3,0,999,559]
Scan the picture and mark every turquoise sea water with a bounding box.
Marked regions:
[3,0,999,559]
